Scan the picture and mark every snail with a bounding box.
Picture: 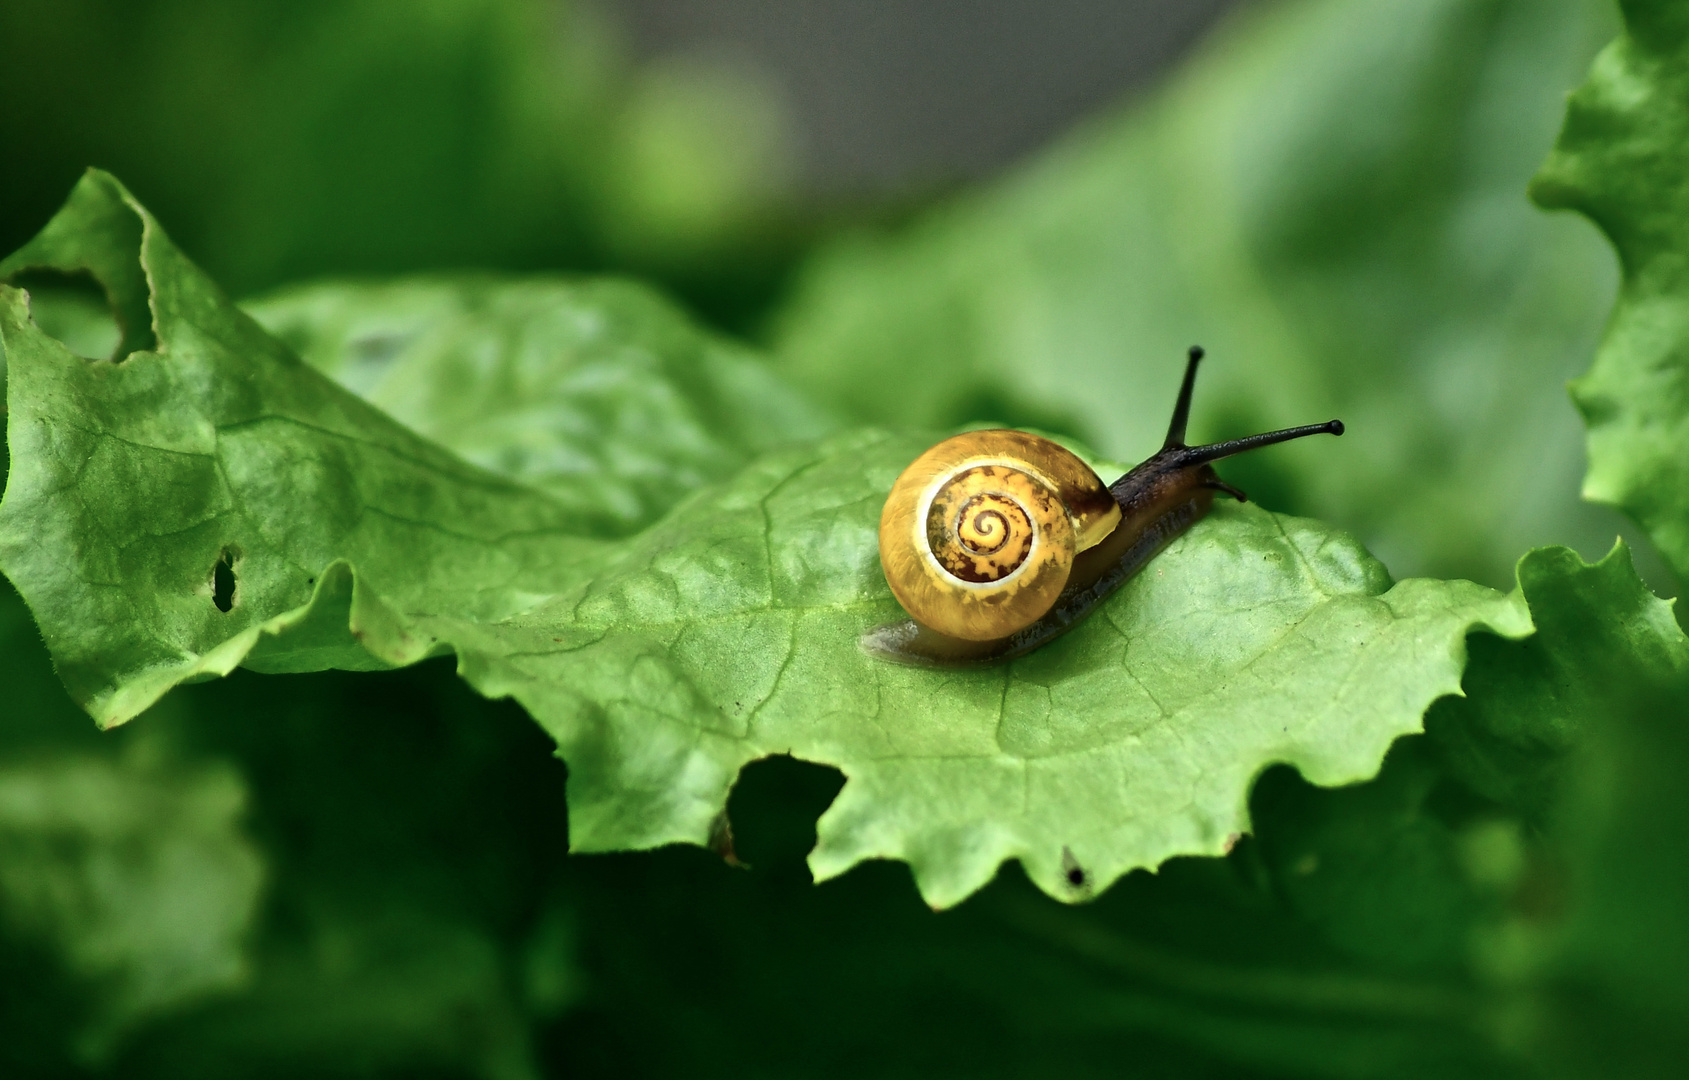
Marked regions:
[864,347,1343,666]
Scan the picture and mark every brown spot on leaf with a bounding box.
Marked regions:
[1060,845,1089,890]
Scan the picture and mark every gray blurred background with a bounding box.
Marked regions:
[601,0,1241,193]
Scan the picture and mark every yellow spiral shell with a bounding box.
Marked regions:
[879,430,1123,641]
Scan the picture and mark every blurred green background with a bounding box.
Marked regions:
[3,1,1677,1077]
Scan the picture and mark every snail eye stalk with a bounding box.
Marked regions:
[1163,345,1204,449]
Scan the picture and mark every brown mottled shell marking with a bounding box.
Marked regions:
[867,347,1345,666]
[879,430,1121,642]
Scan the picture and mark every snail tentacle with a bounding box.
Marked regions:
[1203,478,1249,503]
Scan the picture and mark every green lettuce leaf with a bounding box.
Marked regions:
[0,172,1532,907]
[1531,0,1689,589]
[772,0,1622,588]
[243,276,832,537]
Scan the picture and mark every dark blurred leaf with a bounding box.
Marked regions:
[772,0,1625,589]
[545,742,1536,1080]
[1430,544,1689,1077]
[0,583,262,1071]
[1540,657,1689,1079]
[0,573,575,1077]
[1251,741,1490,979]
[0,0,609,293]
[112,663,572,1080]
[0,0,807,329]
[1425,544,1679,818]
[0,751,262,1059]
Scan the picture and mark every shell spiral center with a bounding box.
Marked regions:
[926,466,1044,584]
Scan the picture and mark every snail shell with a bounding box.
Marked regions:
[879,430,1121,641]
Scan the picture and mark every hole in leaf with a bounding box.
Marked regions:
[5,187,156,360]
[724,756,845,875]
[211,548,239,612]
[11,269,122,361]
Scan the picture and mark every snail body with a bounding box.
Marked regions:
[864,347,1343,666]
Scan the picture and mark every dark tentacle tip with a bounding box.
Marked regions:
[1328,419,1345,436]
[1188,344,1204,362]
